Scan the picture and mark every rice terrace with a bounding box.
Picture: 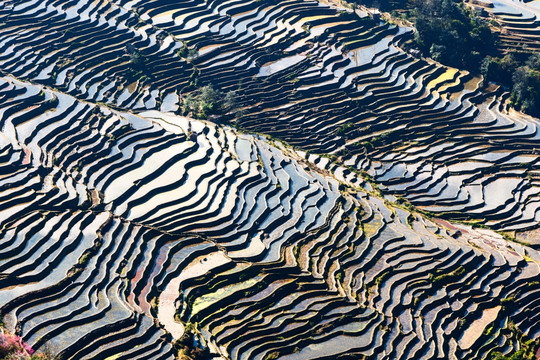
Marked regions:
[0,0,539,359]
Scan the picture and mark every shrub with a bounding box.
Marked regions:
[491,350,531,360]
[181,85,239,119]
[129,51,146,69]
[352,0,407,11]
[173,324,210,360]
[123,50,149,83]
[177,46,199,60]
[429,265,465,285]
[264,351,280,360]
[337,122,353,135]
[0,331,55,360]
[511,54,540,117]
[412,0,495,73]
[6,355,29,360]
[481,54,517,86]
[0,333,33,358]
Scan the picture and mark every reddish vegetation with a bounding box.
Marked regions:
[0,331,54,359]
[0,331,33,358]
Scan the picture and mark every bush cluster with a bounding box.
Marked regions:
[352,0,408,12]
[354,0,539,117]
[182,85,238,120]
[124,50,148,83]
[490,323,539,360]
[510,55,540,117]
[482,54,540,117]
[412,0,494,73]
[0,331,54,360]
[350,0,495,72]
[173,324,210,360]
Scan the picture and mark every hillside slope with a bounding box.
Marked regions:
[0,0,539,359]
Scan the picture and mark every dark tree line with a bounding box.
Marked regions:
[507,54,540,116]
[353,0,495,72]
[353,0,539,117]
[412,0,494,73]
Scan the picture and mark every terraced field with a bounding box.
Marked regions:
[3,0,540,230]
[0,0,539,359]
[474,0,540,55]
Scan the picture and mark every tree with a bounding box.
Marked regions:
[125,50,148,82]
[181,86,239,119]
[129,51,146,70]
[412,0,494,73]
[182,94,199,115]
[481,54,517,86]
[223,91,237,112]
[352,0,405,11]
[177,46,199,61]
[512,54,540,117]
[173,324,210,360]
